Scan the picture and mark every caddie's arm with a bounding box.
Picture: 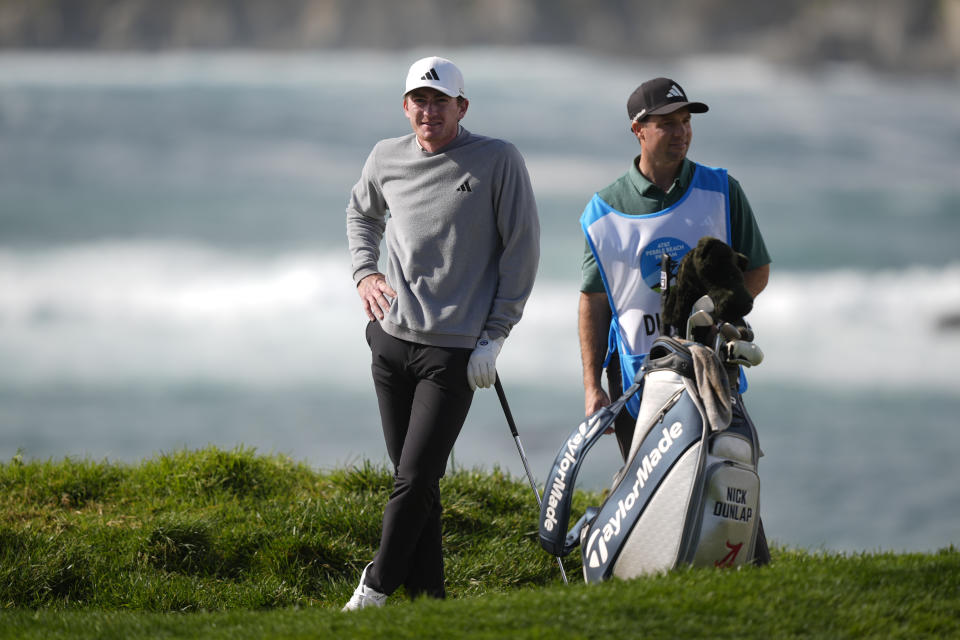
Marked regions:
[579,291,612,416]
[744,264,770,299]
[727,176,771,300]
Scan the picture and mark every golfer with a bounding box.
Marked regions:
[343,55,540,609]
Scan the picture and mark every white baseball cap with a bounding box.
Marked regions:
[404,56,465,98]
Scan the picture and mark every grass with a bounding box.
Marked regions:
[0,446,957,639]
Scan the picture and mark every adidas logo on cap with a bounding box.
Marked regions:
[405,56,465,98]
[627,77,709,121]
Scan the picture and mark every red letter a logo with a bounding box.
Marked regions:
[715,541,743,568]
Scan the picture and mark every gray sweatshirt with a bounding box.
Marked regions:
[346,127,540,349]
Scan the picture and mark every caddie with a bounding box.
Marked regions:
[578,76,771,458]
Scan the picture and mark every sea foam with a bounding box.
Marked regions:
[2,243,957,393]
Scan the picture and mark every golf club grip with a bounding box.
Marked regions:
[660,253,671,294]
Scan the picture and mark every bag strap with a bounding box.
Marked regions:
[538,379,642,557]
[537,337,694,558]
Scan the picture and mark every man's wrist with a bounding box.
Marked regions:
[584,380,605,394]
[354,268,380,286]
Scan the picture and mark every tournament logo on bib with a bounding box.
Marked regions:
[640,237,690,292]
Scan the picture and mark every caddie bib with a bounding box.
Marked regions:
[581,163,731,416]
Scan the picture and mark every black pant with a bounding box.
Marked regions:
[363,321,474,598]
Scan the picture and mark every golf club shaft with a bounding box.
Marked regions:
[494,375,569,584]
[494,378,540,497]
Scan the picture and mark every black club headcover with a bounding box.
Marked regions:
[662,236,753,337]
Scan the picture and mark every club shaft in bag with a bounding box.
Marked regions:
[494,375,569,584]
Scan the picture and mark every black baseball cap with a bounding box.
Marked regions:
[627,77,708,122]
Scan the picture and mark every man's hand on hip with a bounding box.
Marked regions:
[467,333,504,391]
[357,273,397,321]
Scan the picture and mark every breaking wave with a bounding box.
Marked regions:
[2,243,957,394]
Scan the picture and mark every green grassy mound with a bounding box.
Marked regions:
[1,447,956,639]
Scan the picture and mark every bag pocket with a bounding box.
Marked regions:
[686,459,760,568]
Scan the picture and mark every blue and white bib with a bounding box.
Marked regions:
[581,163,731,416]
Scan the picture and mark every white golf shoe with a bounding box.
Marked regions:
[342,563,387,611]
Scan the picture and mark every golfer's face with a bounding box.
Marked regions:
[403,88,466,149]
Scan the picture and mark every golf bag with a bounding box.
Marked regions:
[538,335,762,582]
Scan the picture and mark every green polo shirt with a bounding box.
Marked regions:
[580,156,771,293]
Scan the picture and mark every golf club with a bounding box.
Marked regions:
[494,374,569,584]
[685,309,714,342]
[715,322,741,355]
[691,294,715,315]
[726,340,764,367]
[660,253,675,336]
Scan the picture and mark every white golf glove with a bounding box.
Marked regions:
[466,333,504,391]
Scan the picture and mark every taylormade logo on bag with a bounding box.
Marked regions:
[542,416,603,532]
[584,421,684,568]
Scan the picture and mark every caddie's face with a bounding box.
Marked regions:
[403,88,468,151]
[634,108,693,166]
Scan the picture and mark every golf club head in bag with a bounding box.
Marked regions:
[725,340,764,367]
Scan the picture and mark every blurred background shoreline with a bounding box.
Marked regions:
[2,0,959,76]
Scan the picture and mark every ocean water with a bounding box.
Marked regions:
[2,48,958,554]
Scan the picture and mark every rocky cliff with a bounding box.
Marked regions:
[1,0,958,74]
